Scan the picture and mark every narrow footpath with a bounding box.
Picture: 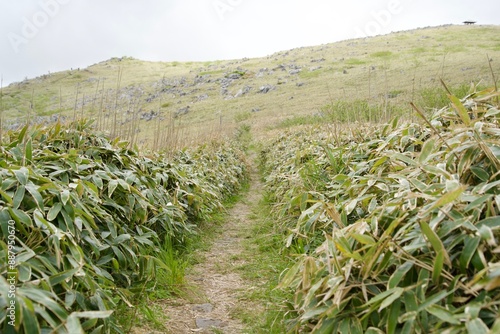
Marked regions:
[161,153,264,333]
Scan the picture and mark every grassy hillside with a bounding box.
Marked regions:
[1,25,499,147]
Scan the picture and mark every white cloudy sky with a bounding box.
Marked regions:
[0,0,499,85]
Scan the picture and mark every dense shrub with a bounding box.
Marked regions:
[262,88,500,333]
[0,120,246,333]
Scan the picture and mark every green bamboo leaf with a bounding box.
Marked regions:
[419,139,435,163]
[371,156,388,169]
[18,264,32,282]
[366,287,401,306]
[449,94,471,126]
[71,311,113,319]
[379,288,404,313]
[33,209,54,232]
[61,189,70,206]
[466,318,489,334]
[426,305,460,325]
[464,194,492,212]
[316,318,336,334]
[279,260,302,288]
[419,221,451,266]
[425,185,466,214]
[338,317,363,334]
[17,124,28,142]
[491,318,500,334]
[49,267,79,286]
[66,314,84,334]
[300,192,308,211]
[352,233,376,245]
[374,183,389,192]
[19,288,68,321]
[114,233,132,245]
[388,261,413,289]
[112,246,126,267]
[400,319,415,334]
[65,291,77,308]
[25,138,33,164]
[8,208,33,226]
[47,202,63,221]
[403,291,418,312]
[13,185,25,209]
[432,250,445,283]
[0,188,13,205]
[92,175,104,189]
[20,297,41,334]
[417,290,453,312]
[14,167,29,185]
[392,153,417,166]
[477,216,500,229]
[477,180,500,194]
[460,236,480,272]
[387,298,401,334]
[470,166,489,182]
[117,179,131,192]
[108,179,118,197]
[345,198,358,215]
[25,182,44,211]
[302,306,330,321]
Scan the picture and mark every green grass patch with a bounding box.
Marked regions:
[444,44,468,52]
[277,115,321,128]
[234,110,253,122]
[411,47,428,54]
[321,99,407,123]
[345,58,367,65]
[299,70,322,79]
[233,186,293,333]
[371,50,393,58]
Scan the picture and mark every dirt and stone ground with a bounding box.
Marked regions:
[135,154,265,333]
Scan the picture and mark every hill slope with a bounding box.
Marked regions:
[1,24,499,147]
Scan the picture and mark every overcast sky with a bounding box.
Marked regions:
[1,0,499,86]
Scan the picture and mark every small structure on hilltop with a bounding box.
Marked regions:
[463,21,476,25]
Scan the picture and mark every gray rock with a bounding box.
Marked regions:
[273,64,286,71]
[226,73,242,80]
[195,318,226,329]
[197,94,209,101]
[235,85,252,98]
[175,106,190,117]
[140,110,159,121]
[259,84,275,94]
[192,303,213,313]
[195,74,211,85]
[311,58,326,63]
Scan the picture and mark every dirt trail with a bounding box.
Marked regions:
[160,154,263,333]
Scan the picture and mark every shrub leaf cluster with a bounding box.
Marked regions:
[261,88,500,333]
[0,120,246,333]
